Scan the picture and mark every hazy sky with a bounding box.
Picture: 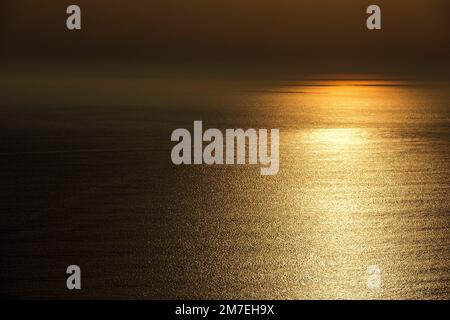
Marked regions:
[0,0,449,60]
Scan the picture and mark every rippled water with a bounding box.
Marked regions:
[0,72,449,299]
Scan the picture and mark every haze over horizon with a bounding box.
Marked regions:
[1,0,449,61]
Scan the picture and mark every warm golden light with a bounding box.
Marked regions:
[227,77,450,299]
[308,128,366,150]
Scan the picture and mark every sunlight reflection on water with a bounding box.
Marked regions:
[211,79,450,299]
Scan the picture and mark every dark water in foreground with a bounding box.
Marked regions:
[0,69,449,299]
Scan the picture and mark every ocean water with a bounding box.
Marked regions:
[0,67,449,299]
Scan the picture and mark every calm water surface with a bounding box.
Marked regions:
[0,70,449,299]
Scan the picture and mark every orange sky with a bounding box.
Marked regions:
[1,0,449,60]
